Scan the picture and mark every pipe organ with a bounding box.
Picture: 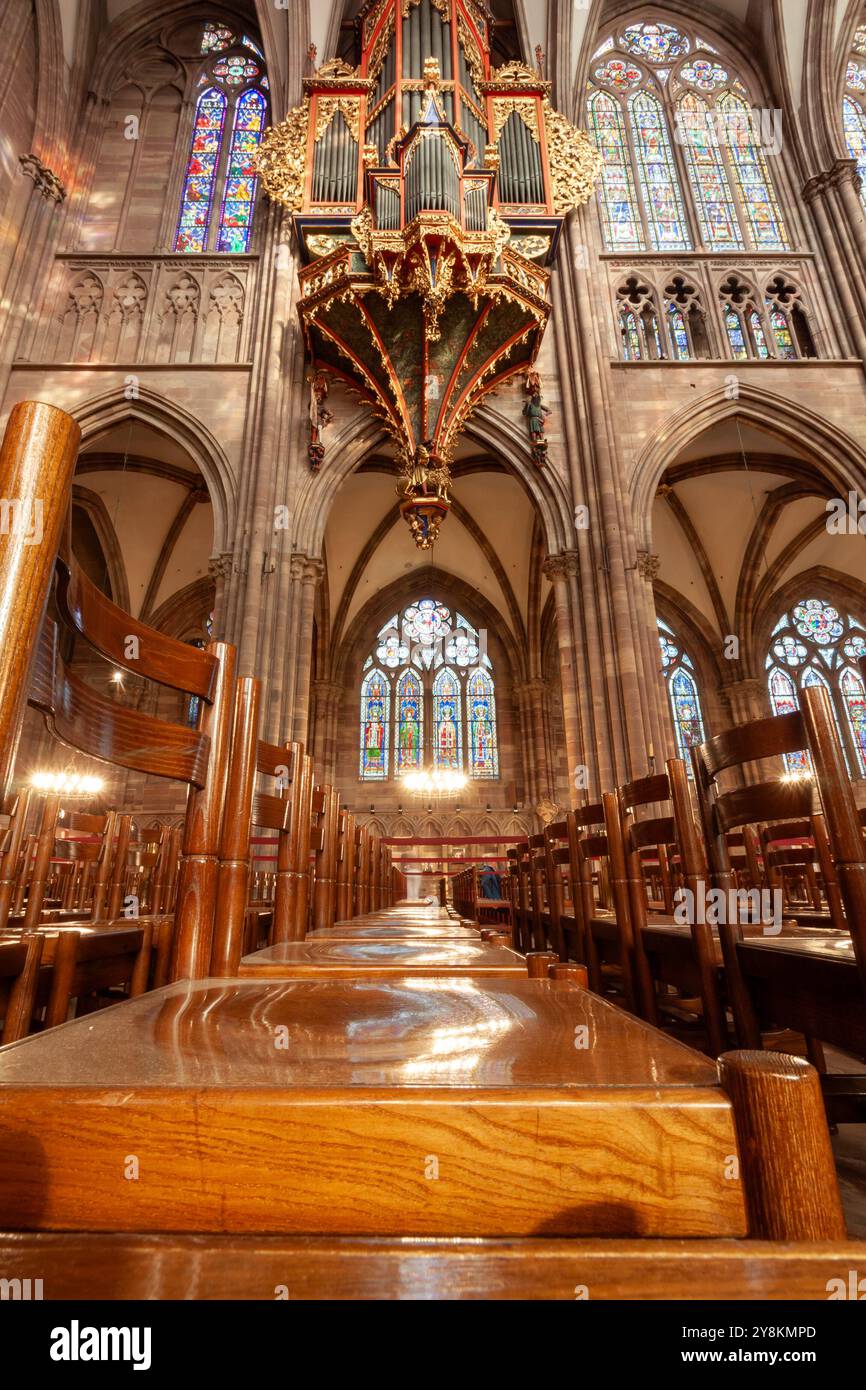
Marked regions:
[256,0,601,547]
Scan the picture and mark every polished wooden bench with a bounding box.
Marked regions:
[0,974,798,1240]
[239,939,526,978]
[0,1232,863,1300]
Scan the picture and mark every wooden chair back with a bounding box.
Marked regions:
[571,798,637,1009]
[0,934,44,1043]
[618,762,726,1055]
[40,924,153,1029]
[26,540,237,982]
[691,687,866,1033]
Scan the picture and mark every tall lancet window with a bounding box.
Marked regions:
[657,619,707,769]
[843,24,866,203]
[358,599,499,781]
[766,600,866,775]
[175,22,268,252]
[587,18,790,252]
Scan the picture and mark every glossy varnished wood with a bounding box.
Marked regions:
[0,1233,862,1300]
[0,975,744,1238]
[308,923,482,939]
[239,939,527,978]
[0,403,81,797]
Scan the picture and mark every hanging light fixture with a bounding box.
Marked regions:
[402,767,467,795]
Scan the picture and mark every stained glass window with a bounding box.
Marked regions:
[769,307,797,359]
[749,309,770,359]
[175,27,268,253]
[589,22,790,256]
[843,96,866,195]
[433,668,462,771]
[213,55,261,86]
[217,88,266,252]
[621,309,642,359]
[201,22,234,53]
[847,61,866,91]
[766,600,866,774]
[175,88,226,253]
[855,25,866,56]
[668,304,690,359]
[587,90,645,251]
[725,308,748,359]
[718,91,790,250]
[679,59,728,90]
[629,91,691,250]
[358,598,499,783]
[467,669,498,778]
[677,93,743,250]
[396,669,423,772]
[657,619,706,766]
[360,668,390,779]
[841,667,866,773]
[595,58,643,92]
[620,22,690,63]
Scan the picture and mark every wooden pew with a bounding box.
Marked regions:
[617,763,728,1056]
[34,536,237,984]
[0,934,44,1042]
[691,687,866,1117]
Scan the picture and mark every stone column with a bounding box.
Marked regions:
[0,155,67,401]
[721,677,767,727]
[290,554,325,746]
[208,554,233,640]
[634,550,676,767]
[515,677,553,811]
[803,172,866,362]
[542,552,583,806]
[311,678,343,779]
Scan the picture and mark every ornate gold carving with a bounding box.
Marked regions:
[481,60,550,94]
[366,11,394,85]
[491,97,540,143]
[315,58,358,79]
[255,99,310,211]
[511,234,551,261]
[542,100,603,215]
[457,12,485,90]
[314,95,361,143]
[306,233,350,258]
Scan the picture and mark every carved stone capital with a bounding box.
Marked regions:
[828,156,861,192]
[542,550,579,581]
[802,171,830,204]
[208,552,233,582]
[19,153,66,203]
[635,550,661,582]
[515,677,548,701]
[291,551,325,584]
[312,678,344,707]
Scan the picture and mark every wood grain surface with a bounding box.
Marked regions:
[0,977,744,1237]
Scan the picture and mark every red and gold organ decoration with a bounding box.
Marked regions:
[256,0,600,547]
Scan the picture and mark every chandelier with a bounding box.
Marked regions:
[255,0,600,548]
[402,768,467,796]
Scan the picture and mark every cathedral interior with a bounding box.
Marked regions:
[1,0,866,1312]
